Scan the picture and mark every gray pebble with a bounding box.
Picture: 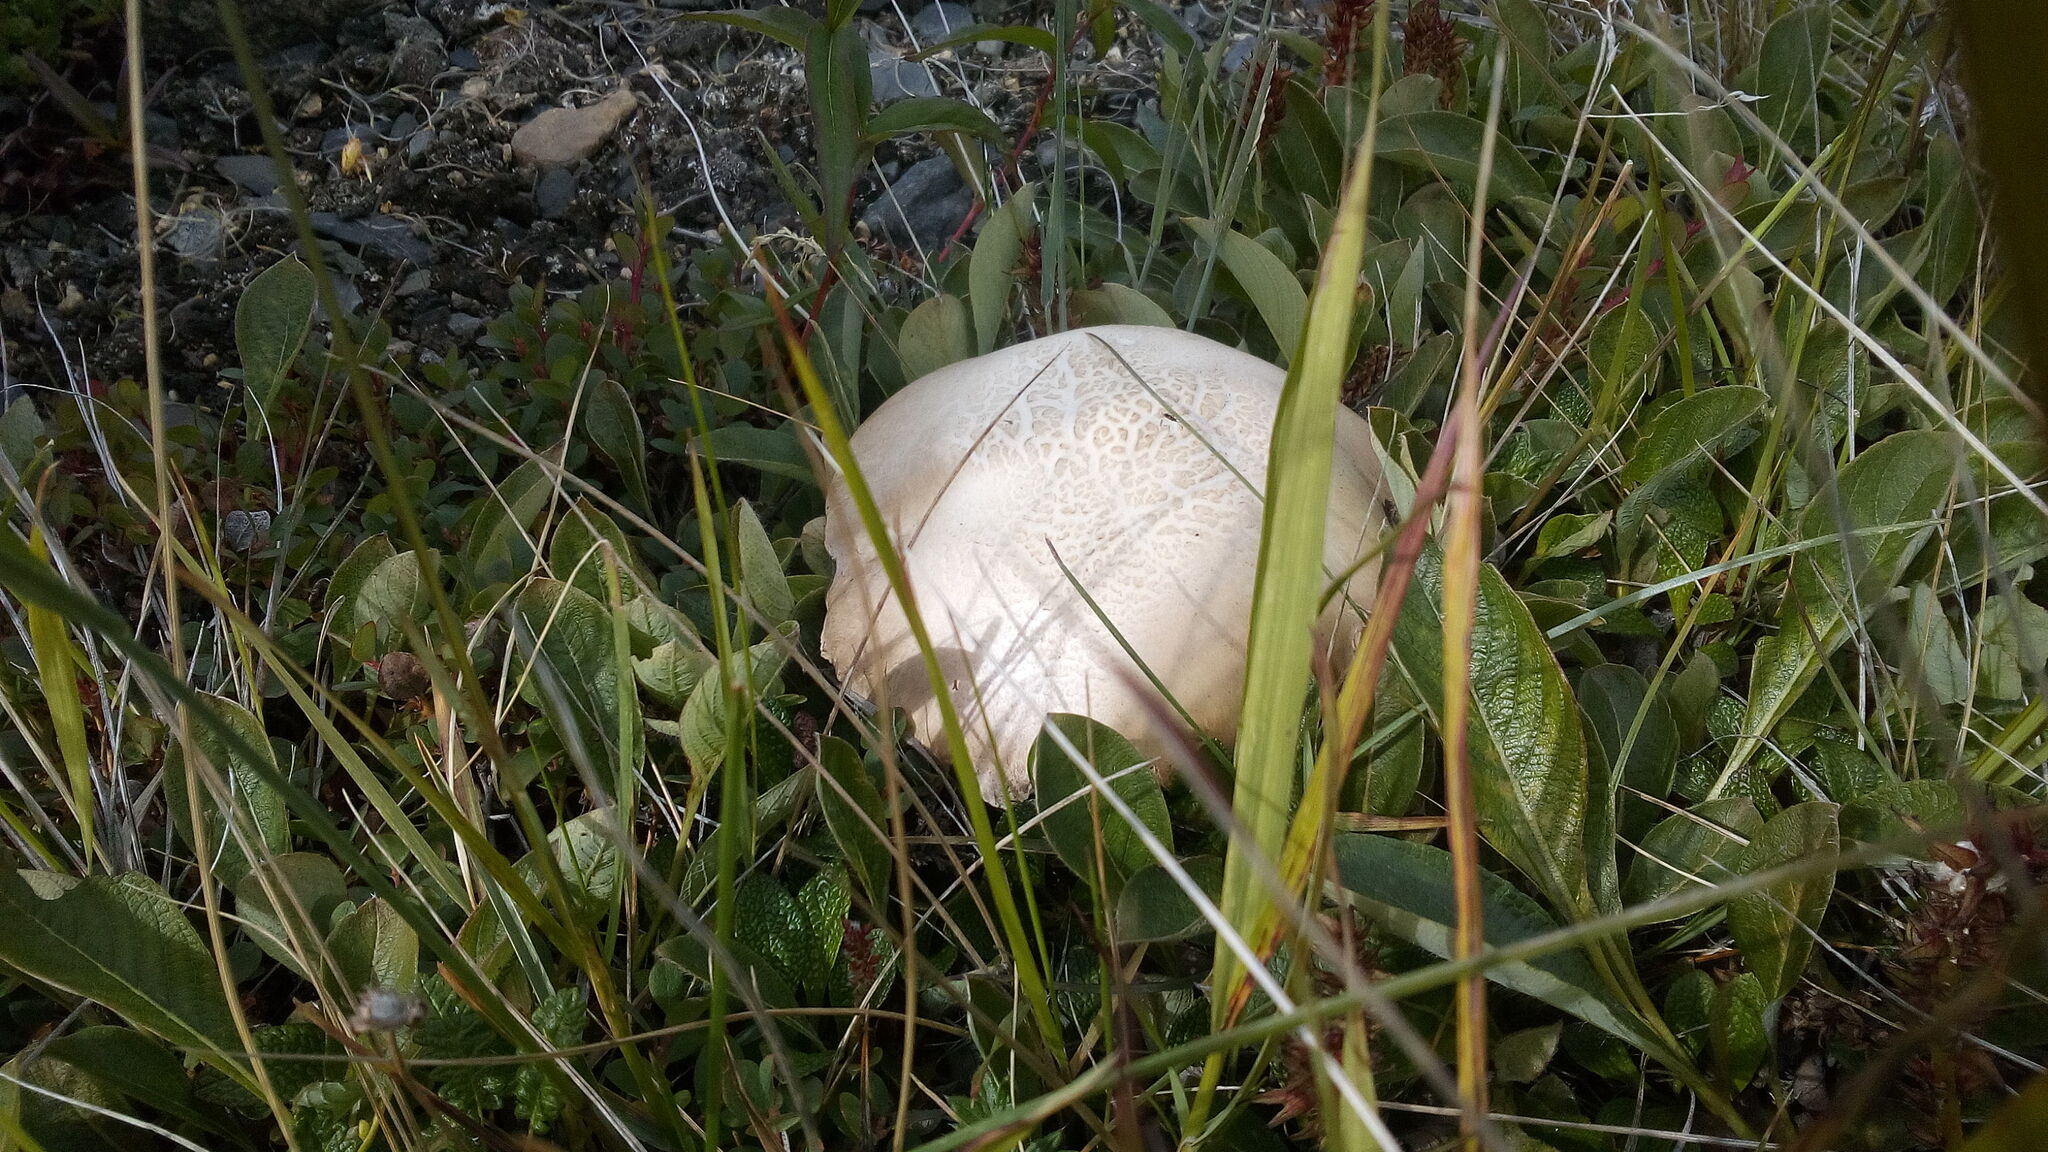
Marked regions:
[309,211,434,266]
[216,154,283,195]
[870,53,939,103]
[164,207,228,261]
[860,154,973,251]
[534,166,577,220]
[911,1,974,44]
[446,312,484,338]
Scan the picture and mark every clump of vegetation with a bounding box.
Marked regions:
[0,0,117,86]
[1,1,2044,1150]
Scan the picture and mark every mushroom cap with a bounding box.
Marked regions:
[821,325,1388,802]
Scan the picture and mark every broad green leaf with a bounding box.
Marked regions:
[1839,779,2031,854]
[1977,592,2048,700]
[1726,801,1838,1000]
[164,692,291,886]
[1616,386,1767,489]
[1032,714,1172,892]
[325,897,421,996]
[236,255,315,405]
[32,1027,214,1133]
[582,377,649,510]
[634,638,714,709]
[352,548,426,650]
[1710,972,1769,1091]
[233,852,349,979]
[0,869,239,1061]
[1900,583,1973,705]
[866,97,1005,146]
[1372,111,1549,203]
[1495,1022,1562,1084]
[679,6,816,48]
[970,186,1035,354]
[733,873,812,990]
[514,578,642,788]
[1390,544,1590,917]
[1579,663,1677,844]
[897,293,975,382]
[1182,216,1307,358]
[806,21,870,254]
[1334,835,1665,1056]
[325,534,396,651]
[1113,856,1222,942]
[817,736,891,902]
[549,498,645,605]
[461,457,554,591]
[1068,283,1175,329]
[1752,6,1829,156]
[1623,796,1762,912]
[701,423,815,485]
[1729,431,1957,781]
[733,500,795,626]
[794,870,852,996]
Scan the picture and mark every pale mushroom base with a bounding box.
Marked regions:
[821,325,1388,803]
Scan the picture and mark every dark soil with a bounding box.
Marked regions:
[0,0,1216,401]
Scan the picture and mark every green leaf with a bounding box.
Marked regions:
[1068,283,1176,329]
[233,852,349,979]
[1495,1022,1562,1084]
[733,873,812,989]
[1710,972,1769,1091]
[805,21,870,254]
[33,1027,215,1133]
[1905,583,1973,705]
[1390,544,1590,917]
[1752,6,1829,156]
[1579,663,1677,844]
[1623,796,1762,913]
[1182,217,1308,359]
[1113,856,1222,942]
[549,498,645,604]
[1032,714,1172,892]
[514,987,584,1132]
[1977,592,2048,700]
[1616,386,1767,489]
[866,97,1005,145]
[352,549,426,651]
[514,578,642,788]
[325,534,396,652]
[326,897,421,997]
[700,422,816,485]
[679,7,816,50]
[236,255,315,406]
[897,293,976,382]
[582,377,650,510]
[970,187,1035,354]
[163,692,291,886]
[1730,431,1956,780]
[461,457,554,591]
[733,500,795,626]
[1372,111,1549,203]
[1726,801,1838,1000]
[634,638,714,709]
[794,870,853,995]
[817,736,891,902]
[1334,835,1671,1058]
[0,869,239,1062]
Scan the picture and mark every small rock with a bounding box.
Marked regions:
[534,166,577,220]
[309,212,433,266]
[460,76,489,100]
[1221,36,1255,73]
[215,154,283,195]
[510,89,636,168]
[449,46,480,69]
[861,154,973,251]
[911,1,974,44]
[163,206,228,261]
[870,50,939,102]
[397,268,433,296]
[407,129,436,159]
[222,509,272,552]
[446,312,484,338]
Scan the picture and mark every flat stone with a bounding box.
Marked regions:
[309,211,433,266]
[446,312,484,338]
[911,1,974,44]
[870,50,939,102]
[216,154,283,195]
[163,206,228,260]
[533,166,577,220]
[510,89,637,168]
[861,154,973,251]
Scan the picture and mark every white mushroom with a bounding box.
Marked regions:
[820,325,1389,803]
